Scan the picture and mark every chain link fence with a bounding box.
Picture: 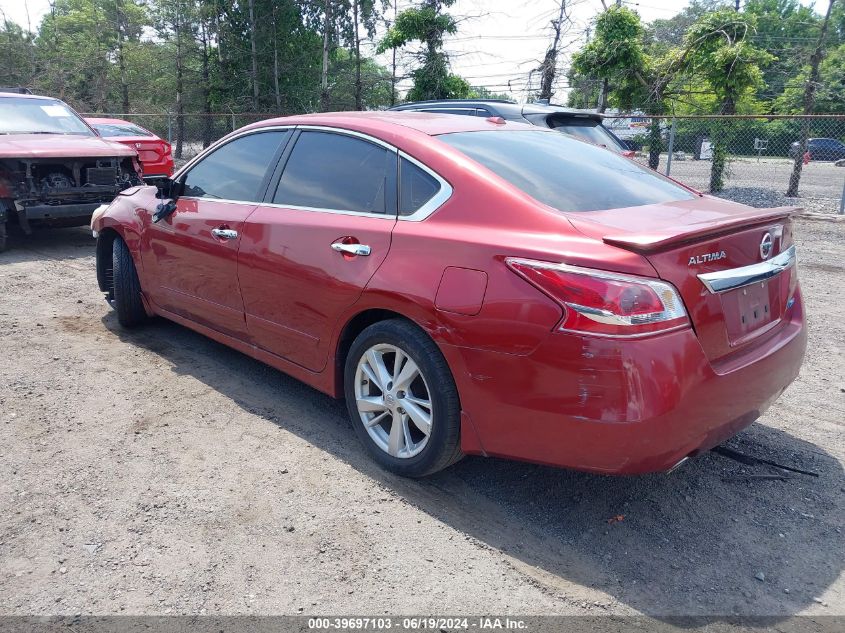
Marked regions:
[79,112,279,164]
[604,114,845,214]
[81,111,845,214]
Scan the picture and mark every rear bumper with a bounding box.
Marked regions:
[445,288,807,474]
[140,158,174,179]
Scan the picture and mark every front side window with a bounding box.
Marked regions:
[273,131,396,215]
[182,130,290,202]
[438,130,695,213]
[399,157,441,216]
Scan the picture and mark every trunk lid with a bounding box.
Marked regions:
[566,196,800,362]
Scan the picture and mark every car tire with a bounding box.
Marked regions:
[344,319,462,477]
[111,236,147,327]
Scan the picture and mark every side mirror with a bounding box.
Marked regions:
[153,200,177,223]
[152,178,181,223]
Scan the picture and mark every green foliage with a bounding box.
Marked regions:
[776,42,845,113]
[378,0,470,100]
[684,9,774,113]
[469,86,511,101]
[647,0,731,49]
[378,5,457,53]
[5,0,396,114]
[571,7,650,111]
[0,19,35,88]
[743,0,821,100]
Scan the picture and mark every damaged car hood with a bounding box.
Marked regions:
[0,134,136,159]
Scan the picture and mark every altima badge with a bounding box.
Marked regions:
[688,251,727,266]
[760,232,773,260]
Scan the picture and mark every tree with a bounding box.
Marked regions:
[378,0,470,101]
[743,0,822,102]
[36,0,146,110]
[785,0,837,197]
[571,6,675,168]
[683,9,774,190]
[349,1,383,110]
[0,12,36,88]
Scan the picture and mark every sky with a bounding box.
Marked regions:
[0,0,824,103]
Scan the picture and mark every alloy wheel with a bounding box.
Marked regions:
[354,343,433,459]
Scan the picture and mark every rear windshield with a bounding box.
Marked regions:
[0,97,94,136]
[551,119,625,151]
[438,130,694,212]
[92,123,154,138]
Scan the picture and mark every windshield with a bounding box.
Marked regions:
[438,130,695,213]
[92,122,154,138]
[0,97,94,136]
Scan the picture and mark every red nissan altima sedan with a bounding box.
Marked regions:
[91,112,806,477]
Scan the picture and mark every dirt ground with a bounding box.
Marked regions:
[0,217,843,619]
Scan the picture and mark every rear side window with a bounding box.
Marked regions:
[438,130,695,213]
[399,157,440,216]
[274,131,396,215]
[182,130,289,202]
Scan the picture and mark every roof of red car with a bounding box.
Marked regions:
[246,110,537,136]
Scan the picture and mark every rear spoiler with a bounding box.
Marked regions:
[601,206,801,254]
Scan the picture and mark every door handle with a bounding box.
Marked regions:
[331,242,371,257]
[212,228,238,240]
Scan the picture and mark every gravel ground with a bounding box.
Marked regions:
[649,156,845,215]
[0,219,843,620]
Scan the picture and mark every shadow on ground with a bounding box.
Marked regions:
[98,310,844,620]
[1,225,95,263]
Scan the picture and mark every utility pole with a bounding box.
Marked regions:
[537,2,568,102]
[390,1,397,106]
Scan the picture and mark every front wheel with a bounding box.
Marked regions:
[111,236,147,327]
[344,319,462,477]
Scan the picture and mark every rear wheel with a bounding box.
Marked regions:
[344,319,462,477]
[111,236,147,327]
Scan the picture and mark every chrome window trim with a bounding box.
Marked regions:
[295,124,399,152]
[253,201,396,220]
[397,150,453,222]
[270,126,397,217]
[698,245,796,294]
[176,196,261,207]
[171,123,452,221]
[173,125,297,182]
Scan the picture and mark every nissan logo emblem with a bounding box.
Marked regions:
[760,232,773,260]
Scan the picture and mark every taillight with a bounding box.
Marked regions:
[622,150,636,158]
[506,258,689,337]
[162,142,172,156]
